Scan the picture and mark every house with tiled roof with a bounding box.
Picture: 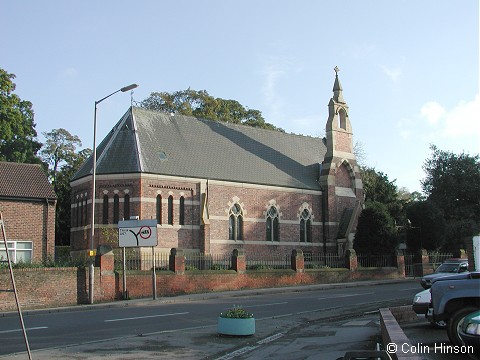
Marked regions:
[70,70,363,258]
[0,162,57,263]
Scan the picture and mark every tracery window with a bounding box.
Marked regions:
[266,206,279,242]
[300,209,312,243]
[228,203,243,241]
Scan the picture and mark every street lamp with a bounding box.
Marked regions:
[89,83,138,304]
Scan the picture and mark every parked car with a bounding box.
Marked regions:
[427,272,480,346]
[413,289,446,328]
[420,258,469,289]
[459,310,480,355]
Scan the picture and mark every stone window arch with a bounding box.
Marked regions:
[266,206,280,242]
[228,203,243,241]
[300,208,312,243]
[336,159,355,189]
[338,107,347,130]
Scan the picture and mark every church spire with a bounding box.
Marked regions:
[332,66,345,104]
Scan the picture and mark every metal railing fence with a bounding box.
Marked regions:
[184,253,231,271]
[357,254,397,268]
[246,253,291,270]
[113,249,169,271]
[304,253,345,269]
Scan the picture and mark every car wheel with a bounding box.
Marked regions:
[447,306,478,346]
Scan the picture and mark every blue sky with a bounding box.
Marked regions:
[2,0,479,193]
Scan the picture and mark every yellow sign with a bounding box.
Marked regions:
[88,250,97,257]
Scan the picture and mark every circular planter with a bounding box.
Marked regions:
[217,317,255,336]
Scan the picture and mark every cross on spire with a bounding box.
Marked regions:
[334,66,340,75]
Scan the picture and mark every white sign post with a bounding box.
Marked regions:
[118,219,158,299]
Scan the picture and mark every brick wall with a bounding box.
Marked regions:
[0,199,55,262]
[0,267,85,311]
[0,252,404,312]
[71,175,344,256]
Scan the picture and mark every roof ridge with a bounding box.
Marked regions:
[132,106,320,140]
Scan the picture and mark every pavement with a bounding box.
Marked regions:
[2,279,476,360]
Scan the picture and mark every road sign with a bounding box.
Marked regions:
[118,219,158,247]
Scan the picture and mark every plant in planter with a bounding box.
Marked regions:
[217,305,255,336]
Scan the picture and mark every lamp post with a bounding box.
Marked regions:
[89,83,138,304]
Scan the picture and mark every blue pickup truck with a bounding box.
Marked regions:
[427,272,480,346]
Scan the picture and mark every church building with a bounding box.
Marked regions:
[70,69,363,258]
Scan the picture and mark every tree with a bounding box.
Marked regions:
[361,167,407,225]
[353,140,367,168]
[406,200,446,251]
[362,167,398,204]
[0,68,42,163]
[54,148,92,245]
[40,128,82,193]
[421,145,480,247]
[353,201,399,255]
[141,89,283,131]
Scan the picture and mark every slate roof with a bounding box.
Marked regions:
[0,162,57,200]
[73,107,327,190]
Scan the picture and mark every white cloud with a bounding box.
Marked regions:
[260,55,294,120]
[442,94,480,140]
[420,101,446,125]
[381,65,402,83]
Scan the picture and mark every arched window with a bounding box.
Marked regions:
[300,209,312,243]
[338,108,347,130]
[228,203,243,240]
[124,194,130,220]
[168,195,174,225]
[83,199,88,227]
[179,196,185,225]
[266,206,279,242]
[156,195,162,224]
[113,194,119,224]
[102,195,109,224]
[79,199,83,226]
[76,199,80,227]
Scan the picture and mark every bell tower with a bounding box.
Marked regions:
[320,67,363,254]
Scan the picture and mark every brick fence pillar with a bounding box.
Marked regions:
[419,249,429,276]
[345,249,357,271]
[96,250,115,301]
[465,236,477,272]
[169,248,185,274]
[396,251,405,278]
[231,249,246,273]
[452,247,466,259]
[291,249,304,272]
